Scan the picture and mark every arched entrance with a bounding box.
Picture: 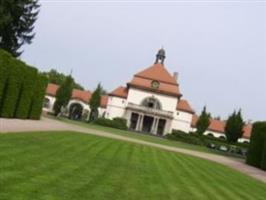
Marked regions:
[69,103,83,120]
[43,97,50,109]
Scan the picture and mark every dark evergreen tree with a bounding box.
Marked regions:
[225,110,245,143]
[196,106,211,136]
[89,83,102,121]
[0,0,40,57]
[53,75,73,116]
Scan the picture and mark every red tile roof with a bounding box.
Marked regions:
[128,63,182,97]
[109,86,128,99]
[71,89,91,103]
[46,83,59,96]
[208,119,226,133]
[191,114,252,139]
[176,99,195,114]
[135,63,178,84]
[243,124,252,139]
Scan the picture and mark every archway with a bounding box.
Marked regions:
[141,97,162,110]
[43,97,50,109]
[69,103,83,120]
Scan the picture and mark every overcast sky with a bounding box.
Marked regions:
[21,0,266,121]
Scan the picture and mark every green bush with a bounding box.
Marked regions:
[261,140,266,170]
[0,50,12,112]
[28,74,48,119]
[1,59,24,118]
[166,130,203,145]
[15,65,38,118]
[246,122,266,168]
[94,117,128,130]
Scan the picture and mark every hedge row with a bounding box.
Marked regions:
[246,122,266,170]
[0,49,48,119]
[93,117,128,130]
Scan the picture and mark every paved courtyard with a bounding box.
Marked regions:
[1,117,266,183]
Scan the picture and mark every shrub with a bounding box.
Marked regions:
[0,50,12,112]
[246,122,266,168]
[28,74,48,119]
[1,59,24,118]
[113,117,128,130]
[15,65,38,118]
[166,130,203,145]
[94,117,128,130]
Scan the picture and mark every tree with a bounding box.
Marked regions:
[89,83,102,121]
[225,110,245,143]
[42,69,84,90]
[0,0,40,57]
[53,75,73,116]
[196,106,211,136]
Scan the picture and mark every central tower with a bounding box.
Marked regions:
[154,48,166,65]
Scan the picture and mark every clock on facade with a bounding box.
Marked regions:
[151,80,160,89]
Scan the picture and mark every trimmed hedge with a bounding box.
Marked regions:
[0,49,48,120]
[1,59,24,118]
[261,139,266,170]
[93,117,128,130]
[0,50,11,111]
[166,130,203,145]
[15,66,38,118]
[28,74,48,119]
[246,122,266,169]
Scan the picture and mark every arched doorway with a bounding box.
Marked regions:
[69,103,83,120]
[43,97,50,109]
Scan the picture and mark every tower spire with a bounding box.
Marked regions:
[155,48,166,65]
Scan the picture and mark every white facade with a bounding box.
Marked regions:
[106,87,193,135]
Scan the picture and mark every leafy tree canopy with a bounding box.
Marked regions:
[0,0,40,57]
[196,106,211,136]
[42,69,84,90]
[225,110,245,143]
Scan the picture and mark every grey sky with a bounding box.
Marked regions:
[21,0,266,121]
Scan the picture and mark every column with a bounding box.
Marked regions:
[135,114,141,131]
[152,117,158,134]
[138,114,144,131]
[126,111,131,128]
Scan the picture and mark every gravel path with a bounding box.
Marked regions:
[1,117,266,183]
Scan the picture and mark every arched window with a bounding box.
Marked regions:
[141,97,162,110]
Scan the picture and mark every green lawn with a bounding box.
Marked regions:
[0,131,265,200]
[55,117,241,157]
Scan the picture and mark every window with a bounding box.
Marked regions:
[141,97,161,110]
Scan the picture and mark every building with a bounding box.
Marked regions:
[43,49,251,142]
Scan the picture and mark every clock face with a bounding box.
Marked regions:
[151,80,160,89]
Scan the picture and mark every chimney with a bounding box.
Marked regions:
[173,72,178,82]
